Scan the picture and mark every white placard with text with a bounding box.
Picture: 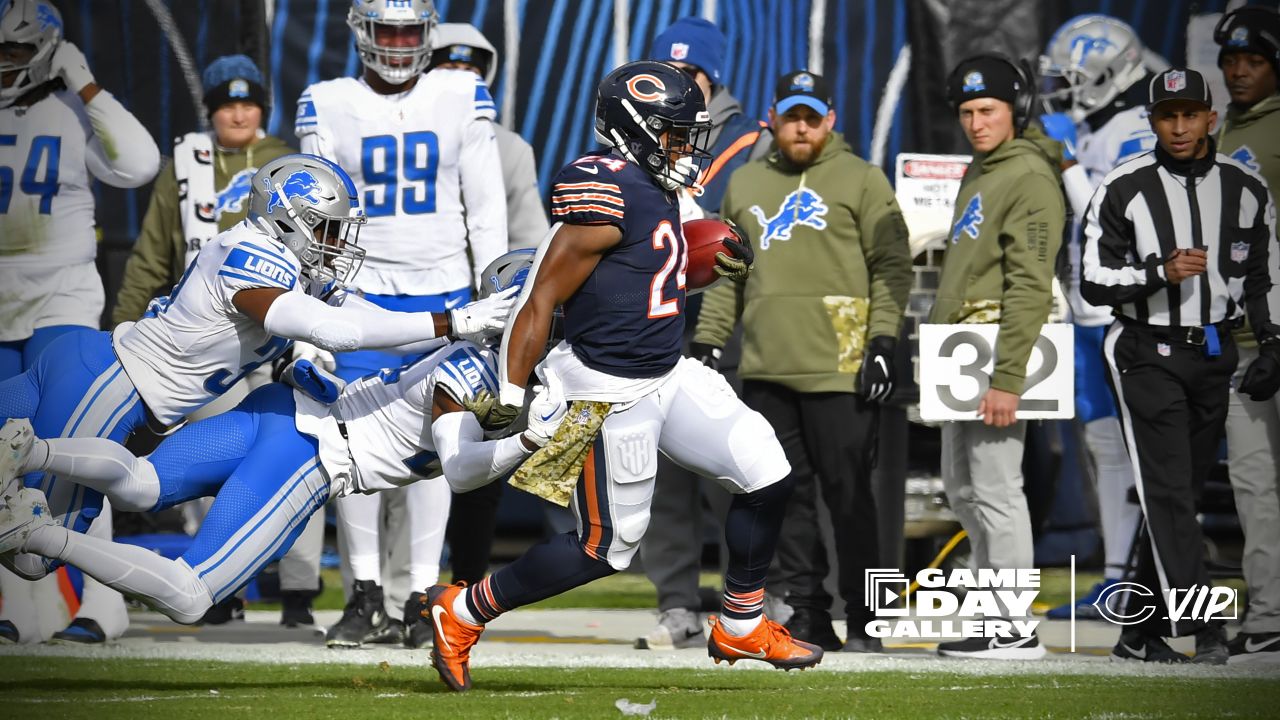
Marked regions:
[919,323,1075,421]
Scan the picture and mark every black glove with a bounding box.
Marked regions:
[859,335,897,403]
[688,341,722,371]
[713,219,754,282]
[1239,344,1280,402]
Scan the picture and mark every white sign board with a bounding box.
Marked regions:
[894,153,971,253]
[919,323,1075,421]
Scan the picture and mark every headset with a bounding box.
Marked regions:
[1213,6,1280,68]
[947,52,1039,133]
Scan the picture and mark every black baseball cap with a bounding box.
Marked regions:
[1148,67,1212,109]
[773,70,832,115]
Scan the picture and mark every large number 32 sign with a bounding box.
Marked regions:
[919,324,1074,421]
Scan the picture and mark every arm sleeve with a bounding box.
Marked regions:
[991,175,1065,394]
[112,160,180,326]
[261,290,442,352]
[460,117,509,286]
[1080,178,1167,308]
[337,291,450,356]
[691,184,747,348]
[503,136,551,250]
[858,169,913,340]
[1062,163,1094,224]
[431,411,531,493]
[1247,184,1280,344]
[82,90,161,188]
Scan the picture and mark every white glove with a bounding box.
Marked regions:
[290,341,336,372]
[449,286,518,344]
[50,41,95,93]
[522,368,566,448]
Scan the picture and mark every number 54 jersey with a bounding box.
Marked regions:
[294,69,507,296]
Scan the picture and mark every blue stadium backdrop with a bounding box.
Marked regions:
[50,0,1250,253]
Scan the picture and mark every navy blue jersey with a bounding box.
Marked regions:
[549,152,686,378]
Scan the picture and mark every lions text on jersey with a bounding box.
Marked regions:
[112,222,304,426]
[295,69,507,295]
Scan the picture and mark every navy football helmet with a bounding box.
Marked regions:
[595,60,712,191]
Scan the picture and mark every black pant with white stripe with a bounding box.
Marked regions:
[1103,320,1237,637]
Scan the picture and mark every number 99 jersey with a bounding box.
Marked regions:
[294,69,506,296]
[550,153,686,379]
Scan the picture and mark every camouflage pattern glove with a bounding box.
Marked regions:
[462,389,523,431]
[713,219,754,282]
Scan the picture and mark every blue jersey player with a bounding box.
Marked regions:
[424,61,821,693]
[0,250,562,626]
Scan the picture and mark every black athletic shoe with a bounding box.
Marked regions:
[1110,629,1189,664]
[403,591,432,649]
[200,596,245,625]
[280,590,315,628]
[937,632,1046,659]
[784,608,843,652]
[326,580,393,648]
[1193,623,1228,665]
[366,617,406,645]
[1228,631,1280,664]
[51,618,106,644]
[0,619,18,644]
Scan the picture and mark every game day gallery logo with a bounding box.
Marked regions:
[863,568,1041,639]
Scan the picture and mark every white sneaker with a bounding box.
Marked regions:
[0,487,53,555]
[635,608,705,650]
[0,418,35,496]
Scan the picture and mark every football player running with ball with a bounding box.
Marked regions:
[425,60,818,693]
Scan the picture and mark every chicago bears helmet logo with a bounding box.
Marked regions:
[951,194,985,243]
[265,170,322,213]
[625,74,666,102]
[748,188,829,249]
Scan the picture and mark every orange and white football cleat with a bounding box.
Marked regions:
[426,582,485,692]
[707,614,824,670]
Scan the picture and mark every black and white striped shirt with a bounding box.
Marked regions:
[1081,140,1280,338]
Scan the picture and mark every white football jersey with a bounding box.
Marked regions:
[325,340,499,494]
[113,221,304,425]
[1067,106,1158,326]
[0,89,158,268]
[295,69,508,296]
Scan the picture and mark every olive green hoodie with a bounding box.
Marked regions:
[927,129,1064,395]
[1216,93,1280,348]
[112,134,292,325]
[694,131,912,394]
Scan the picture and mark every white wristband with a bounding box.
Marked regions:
[500,381,527,408]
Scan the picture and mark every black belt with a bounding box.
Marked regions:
[1118,317,1238,346]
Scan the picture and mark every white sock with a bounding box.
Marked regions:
[718,614,763,637]
[37,438,161,512]
[407,479,450,591]
[336,491,382,583]
[1085,417,1140,578]
[453,590,481,625]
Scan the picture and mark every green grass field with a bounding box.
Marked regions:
[3,656,1276,719]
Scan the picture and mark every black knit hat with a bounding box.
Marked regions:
[202,55,268,118]
[947,55,1022,108]
[1216,7,1280,76]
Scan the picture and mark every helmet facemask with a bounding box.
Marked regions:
[0,0,62,109]
[608,97,713,192]
[347,2,436,85]
[278,189,368,293]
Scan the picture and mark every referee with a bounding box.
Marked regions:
[1081,67,1280,664]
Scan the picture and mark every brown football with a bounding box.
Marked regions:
[682,218,737,292]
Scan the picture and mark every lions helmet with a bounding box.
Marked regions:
[248,154,367,295]
[0,0,63,109]
[478,248,564,351]
[595,60,712,192]
[348,0,437,85]
[1041,14,1147,122]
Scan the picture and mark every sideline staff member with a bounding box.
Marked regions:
[1081,67,1280,665]
[929,54,1063,660]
